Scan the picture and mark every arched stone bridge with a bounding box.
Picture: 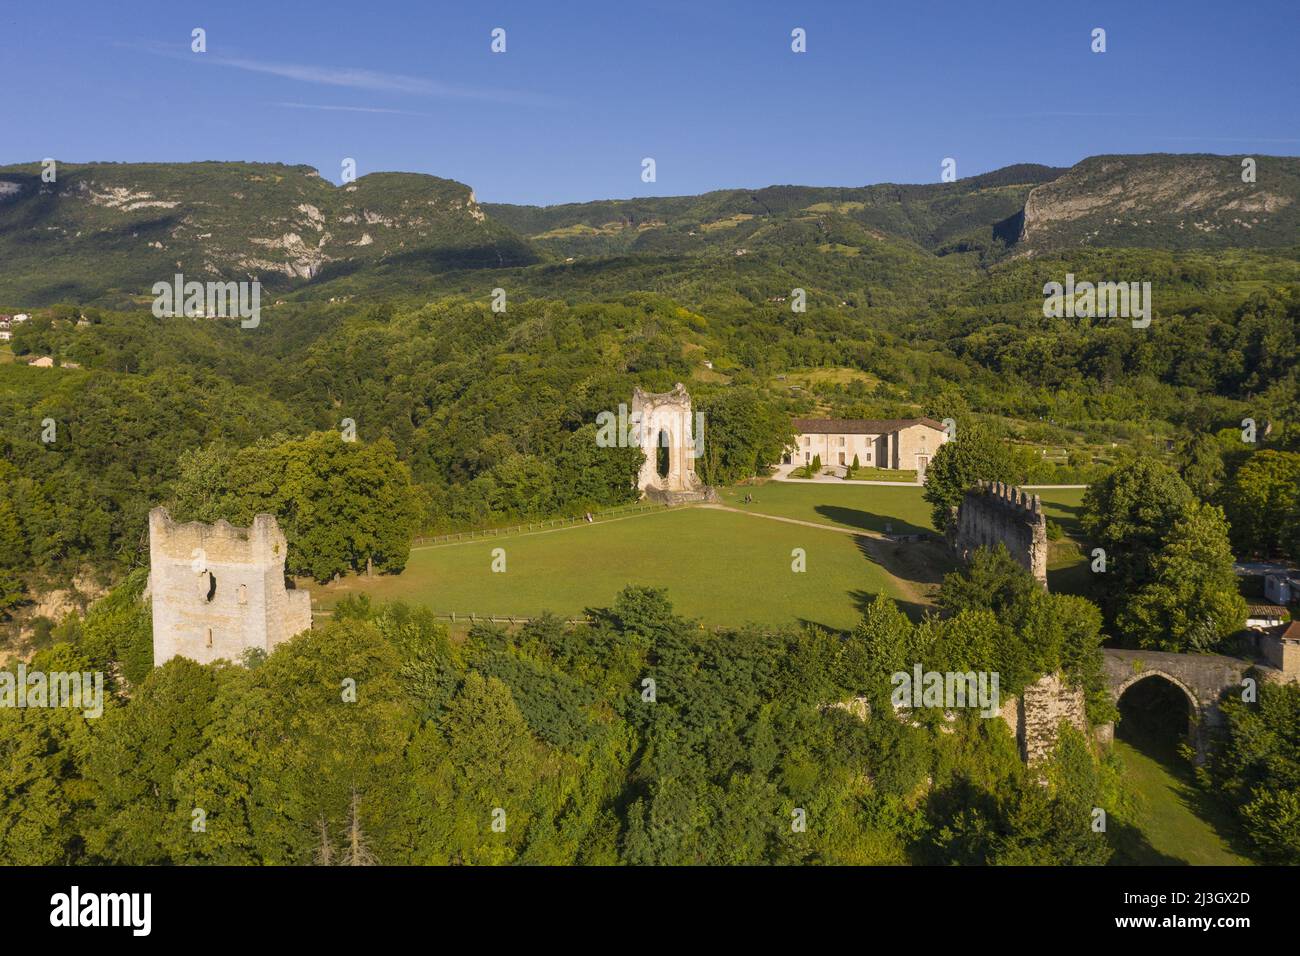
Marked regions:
[1100,648,1256,760]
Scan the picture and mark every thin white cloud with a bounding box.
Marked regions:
[273,101,433,117]
[126,42,553,106]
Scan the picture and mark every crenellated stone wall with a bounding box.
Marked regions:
[148,507,311,667]
[953,481,1048,587]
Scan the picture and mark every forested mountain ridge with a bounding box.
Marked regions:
[4,154,1297,308]
[0,161,536,305]
[486,154,1300,260]
[483,163,1066,258]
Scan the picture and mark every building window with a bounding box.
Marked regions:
[238,584,248,605]
[838,436,845,446]
[803,436,810,447]
[204,627,213,649]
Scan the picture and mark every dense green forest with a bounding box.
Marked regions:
[1,154,1297,866]
[0,560,1125,865]
[2,241,1296,607]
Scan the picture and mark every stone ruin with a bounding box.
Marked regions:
[631,383,709,502]
[148,507,312,667]
[999,672,1089,766]
[952,481,1048,587]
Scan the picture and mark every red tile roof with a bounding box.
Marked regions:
[792,417,946,435]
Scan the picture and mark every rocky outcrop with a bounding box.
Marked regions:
[1019,154,1299,251]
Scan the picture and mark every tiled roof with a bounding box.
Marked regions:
[792,417,946,435]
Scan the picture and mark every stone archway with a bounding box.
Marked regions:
[655,428,672,480]
[1114,670,1199,754]
[1101,648,1254,763]
[631,383,704,499]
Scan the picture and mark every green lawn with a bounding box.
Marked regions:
[316,505,906,631]
[721,482,1086,537]
[317,482,1091,630]
[1108,740,1254,866]
[720,482,936,535]
[1036,486,1086,536]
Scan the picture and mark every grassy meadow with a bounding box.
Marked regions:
[315,481,1092,630]
[315,503,911,631]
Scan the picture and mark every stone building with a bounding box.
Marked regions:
[632,383,706,500]
[1265,571,1300,606]
[952,481,1048,587]
[148,507,312,667]
[786,418,948,479]
[1261,620,1300,681]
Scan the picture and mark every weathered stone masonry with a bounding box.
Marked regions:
[632,383,708,502]
[148,507,311,666]
[999,672,1089,766]
[953,481,1048,587]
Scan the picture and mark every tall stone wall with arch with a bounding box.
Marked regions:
[631,383,705,500]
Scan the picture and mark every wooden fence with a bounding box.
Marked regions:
[316,607,593,627]
[412,501,668,545]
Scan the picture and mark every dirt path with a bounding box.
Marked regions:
[701,504,934,609]
[408,507,670,552]
[702,503,885,536]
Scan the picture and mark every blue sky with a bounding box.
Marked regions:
[4,0,1297,205]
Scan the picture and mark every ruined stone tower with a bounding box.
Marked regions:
[952,481,1048,587]
[631,383,706,500]
[148,507,312,667]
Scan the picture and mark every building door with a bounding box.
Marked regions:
[916,455,929,481]
[838,452,845,465]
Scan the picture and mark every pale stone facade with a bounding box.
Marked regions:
[787,418,947,480]
[148,507,312,667]
[632,383,704,498]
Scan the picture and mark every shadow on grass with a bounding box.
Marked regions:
[1115,717,1258,864]
[814,505,930,537]
[1106,818,1189,866]
[1043,500,1085,537]
[844,591,933,623]
[852,534,954,602]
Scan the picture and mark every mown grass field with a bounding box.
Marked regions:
[316,482,1093,629]
[317,504,909,631]
[719,481,1086,536]
[1108,740,1254,866]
